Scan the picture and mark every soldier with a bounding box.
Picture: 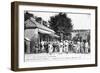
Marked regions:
[73,42,77,53]
[41,41,45,53]
[85,41,89,53]
[80,41,84,53]
[64,40,69,53]
[76,41,81,53]
[48,42,53,54]
[59,40,63,54]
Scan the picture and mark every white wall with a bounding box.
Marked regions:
[0,0,99,73]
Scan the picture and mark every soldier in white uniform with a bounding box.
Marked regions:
[64,40,69,53]
[85,41,89,53]
[77,41,81,53]
[41,41,45,53]
[48,43,53,54]
[59,41,63,53]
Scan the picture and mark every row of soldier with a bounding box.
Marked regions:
[38,40,90,54]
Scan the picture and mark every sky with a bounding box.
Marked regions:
[27,11,91,30]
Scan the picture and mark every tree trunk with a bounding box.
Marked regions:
[60,33,63,41]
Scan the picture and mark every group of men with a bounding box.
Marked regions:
[39,40,90,54]
[40,40,69,54]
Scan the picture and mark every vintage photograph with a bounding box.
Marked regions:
[11,2,97,71]
[24,11,91,62]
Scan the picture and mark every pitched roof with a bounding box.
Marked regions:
[24,17,60,38]
[25,17,55,33]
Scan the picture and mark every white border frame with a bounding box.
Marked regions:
[18,5,96,68]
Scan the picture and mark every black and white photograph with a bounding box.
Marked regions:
[24,11,91,61]
[11,2,97,71]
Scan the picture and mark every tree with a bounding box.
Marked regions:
[49,12,73,40]
[24,12,34,21]
[35,17,42,24]
[87,32,90,46]
[35,17,49,27]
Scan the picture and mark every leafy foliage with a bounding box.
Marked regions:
[49,12,73,40]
